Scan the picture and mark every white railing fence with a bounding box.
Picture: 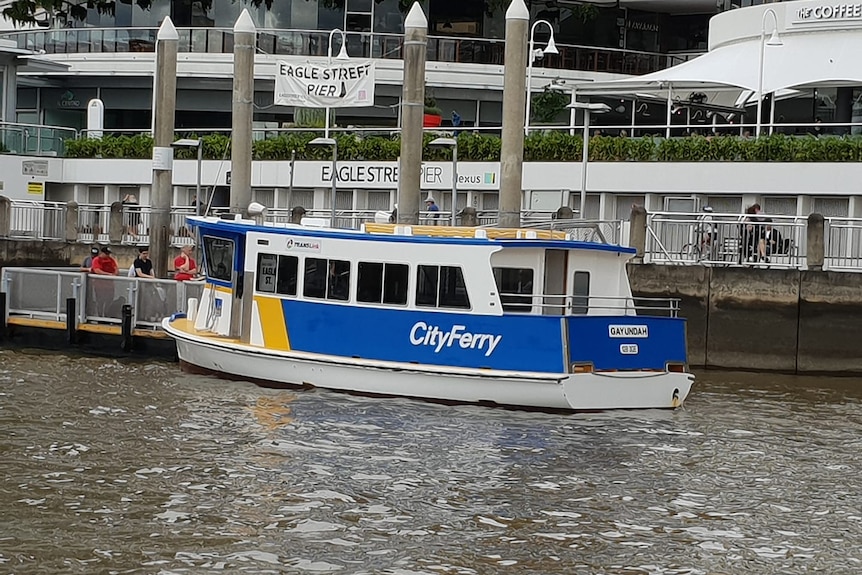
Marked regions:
[2,267,205,328]
[646,211,807,269]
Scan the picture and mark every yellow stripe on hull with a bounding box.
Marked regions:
[254,295,291,351]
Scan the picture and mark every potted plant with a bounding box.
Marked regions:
[423,95,443,127]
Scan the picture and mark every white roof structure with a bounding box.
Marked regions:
[576,0,862,99]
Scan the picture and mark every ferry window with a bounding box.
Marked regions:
[383,263,408,305]
[440,266,470,308]
[358,262,408,305]
[256,253,277,293]
[416,265,470,309]
[357,262,384,303]
[203,236,234,282]
[416,265,439,307]
[493,267,533,312]
[327,259,350,301]
[303,258,327,299]
[572,271,590,315]
[276,255,298,296]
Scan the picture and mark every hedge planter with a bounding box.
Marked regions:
[62,132,862,163]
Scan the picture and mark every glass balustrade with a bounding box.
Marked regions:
[2,27,693,76]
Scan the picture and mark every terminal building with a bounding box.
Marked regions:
[0,0,748,131]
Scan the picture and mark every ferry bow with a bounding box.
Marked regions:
[163,216,694,411]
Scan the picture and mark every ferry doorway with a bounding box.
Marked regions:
[542,249,567,315]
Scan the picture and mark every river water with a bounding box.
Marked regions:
[1,350,861,575]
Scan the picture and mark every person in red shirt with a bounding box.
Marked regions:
[173,244,198,281]
[89,246,119,317]
[90,246,119,275]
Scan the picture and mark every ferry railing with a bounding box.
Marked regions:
[1,26,688,76]
[1,268,85,322]
[498,292,680,318]
[9,200,66,240]
[646,211,807,269]
[518,218,625,244]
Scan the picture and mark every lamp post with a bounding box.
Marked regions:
[173,138,203,216]
[525,19,558,136]
[429,137,458,226]
[325,29,349,140]
[310,136,338,227]
[756,8,782,137]
[567,101,610,219]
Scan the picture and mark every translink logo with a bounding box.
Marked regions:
[409,321,502,357]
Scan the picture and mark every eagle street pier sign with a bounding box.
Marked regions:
[275,59,376,108]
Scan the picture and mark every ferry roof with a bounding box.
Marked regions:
[190,216,637,255]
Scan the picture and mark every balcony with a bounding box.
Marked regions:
[0,27,697,76]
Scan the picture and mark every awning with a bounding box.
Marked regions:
[575,29,862,97]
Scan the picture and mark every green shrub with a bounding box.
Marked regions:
[60,132,862,163]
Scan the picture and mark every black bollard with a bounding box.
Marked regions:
[0,292,6,340]
[65,297,77,345]
[120,304,133,352]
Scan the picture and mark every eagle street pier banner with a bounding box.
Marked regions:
[275,59,376,108]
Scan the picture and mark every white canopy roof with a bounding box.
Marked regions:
[576,30,862,97]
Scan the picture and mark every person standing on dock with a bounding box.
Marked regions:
[79,246,100,272]
[131,246,155,279]
[90,246,120,317]
[91,246,119,276]
[173,244,198,281]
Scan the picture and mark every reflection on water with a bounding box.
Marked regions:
[2,349,862,574]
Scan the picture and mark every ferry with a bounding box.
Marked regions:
[162,215,694,411]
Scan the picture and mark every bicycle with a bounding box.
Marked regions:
[679,230,716,262]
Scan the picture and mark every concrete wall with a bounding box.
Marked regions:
[0,239,144,270]
[631,263,862,375]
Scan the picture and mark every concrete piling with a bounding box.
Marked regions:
[149,17,178,279]
[498,0,529,229]
[230,9,256,219]
[397,2,427,226]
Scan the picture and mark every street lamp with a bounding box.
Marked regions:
[172,138,203,216]
[325,28,350,140]
[310,136,338,227]
[756,8,782,137]
[525,19,558,136]
[567,101,610,219]
[429,137,458,226]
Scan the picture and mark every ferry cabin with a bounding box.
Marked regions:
[184,218,688,384]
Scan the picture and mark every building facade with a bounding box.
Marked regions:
[0,0,736,132]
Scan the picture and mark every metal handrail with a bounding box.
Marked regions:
[497,292,680,317]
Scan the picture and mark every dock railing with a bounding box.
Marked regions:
[645,211,808,269]
[1,267,204,329]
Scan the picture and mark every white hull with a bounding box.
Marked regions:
[165,320,694,411]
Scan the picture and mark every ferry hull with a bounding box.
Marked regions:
[166,319,694,411]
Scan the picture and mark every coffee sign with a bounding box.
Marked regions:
[788,1,862,26]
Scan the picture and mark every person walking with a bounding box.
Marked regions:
[425,196,440,225]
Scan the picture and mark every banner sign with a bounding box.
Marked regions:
[275,59,376,108]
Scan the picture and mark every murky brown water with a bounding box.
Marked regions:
[2,349,861,574]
